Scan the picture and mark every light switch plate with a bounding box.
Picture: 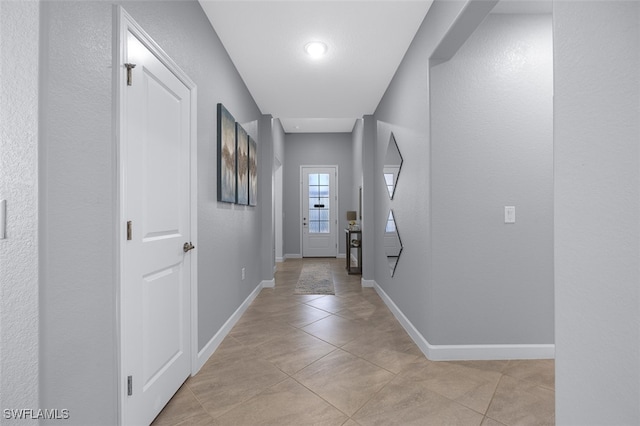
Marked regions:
[505,206,516,224]
[0,200,6,239]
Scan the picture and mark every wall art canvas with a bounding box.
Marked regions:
[248,136,258,206]
[236,123,249,205]
[217,103,236,203]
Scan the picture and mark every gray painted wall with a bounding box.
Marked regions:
[0,2,40,424]
[361,116,376,280]
[554,1,640,423]
[430,14,554,345]
[273,119,286,262]
[374,3,554,348]
[273,119,286,168]
[39,2,118,422]
[38,1,264,424]
[283,133,353,256]
[351,120,363,222]
[373,0,468,344]
[259,115,275,281]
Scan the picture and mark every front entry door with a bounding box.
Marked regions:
[302,166,337,257]
[121,14,195,426]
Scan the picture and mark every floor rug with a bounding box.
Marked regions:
[294,262,335,295]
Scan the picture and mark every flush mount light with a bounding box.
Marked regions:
[304,41,328,59]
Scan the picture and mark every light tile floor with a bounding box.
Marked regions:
[152,258,554,426]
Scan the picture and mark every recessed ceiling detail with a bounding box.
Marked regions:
[198,1,434,133]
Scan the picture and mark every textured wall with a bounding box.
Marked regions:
[373,0,468,343]
[259,115,275,281]
[351,120,364,224]
[0,2,40,423]
[430,14,554,345]
[273,119,286,262]
[554,1,640,423]
[115,1,264,353]
[374,2,554,352]
[39,1,263,424]
[283,133,353,256]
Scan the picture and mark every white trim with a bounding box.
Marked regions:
[116,7,198,425]
[285,253,302,259]
[261,279,275,289]
[426,343,555,361]
[337,253,346,259]
[361,279,375,288]
[195,281,264,372]
[300,165,339,258]
[276,257,285,263]
[372,281,555,361]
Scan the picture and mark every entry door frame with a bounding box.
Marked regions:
[115,7,198,425]
[300,165,339,257]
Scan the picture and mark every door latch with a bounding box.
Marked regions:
[183,242,195,253]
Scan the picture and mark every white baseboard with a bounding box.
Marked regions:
[261,279,275,288]
[426,342,555,361]
[195,281,263,372]
[361,279,375,288]
[276,257,284,263]
[372,281,555,361]
[284,253,302,259]
[337,253,346,259]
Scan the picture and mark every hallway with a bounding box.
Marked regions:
[152,259,554,425]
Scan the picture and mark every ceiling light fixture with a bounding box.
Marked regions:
[304,41,328,59]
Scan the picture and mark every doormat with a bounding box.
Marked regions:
[294,263,335,295]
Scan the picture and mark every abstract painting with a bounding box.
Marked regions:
[248,136,258,206]
[217,103,236,203]
[236,123,249,205]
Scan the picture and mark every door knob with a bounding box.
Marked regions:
[183,242,195,253]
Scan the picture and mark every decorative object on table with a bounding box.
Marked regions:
[346,210,358,230]
[217,103,236,203]
[294,262,335,295]
[248,136,258,206]
[383,132,403,200]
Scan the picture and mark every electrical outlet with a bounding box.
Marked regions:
[241,267,245,280]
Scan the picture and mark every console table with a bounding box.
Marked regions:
[345,228,362,275]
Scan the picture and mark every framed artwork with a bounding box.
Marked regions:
[236,123,249,205]
[217,103,236,203]
[248,136,258,206]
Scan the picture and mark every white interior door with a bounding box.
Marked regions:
[302,166,337,257]
[120,16,195,426]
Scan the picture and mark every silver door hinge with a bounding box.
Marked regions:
[127,376,133,396]
[127,221,132,240]
[125,63,136,86]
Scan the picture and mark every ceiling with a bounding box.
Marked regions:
[198,1,434,133]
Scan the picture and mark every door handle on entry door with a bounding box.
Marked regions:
[183,242,195,253]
